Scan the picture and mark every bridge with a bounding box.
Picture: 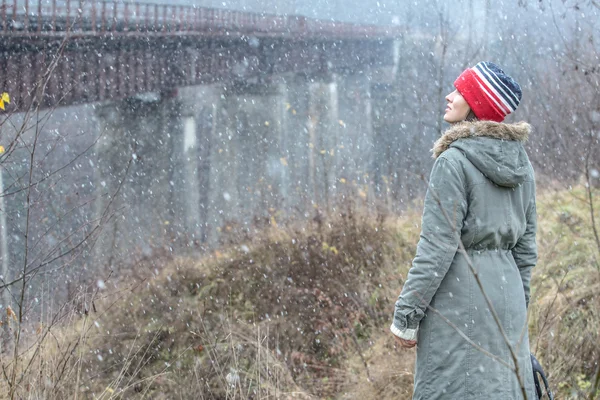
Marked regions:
[0,1,403,266]
[1,0,399,109]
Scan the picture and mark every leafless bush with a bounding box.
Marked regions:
[0,32,122,399]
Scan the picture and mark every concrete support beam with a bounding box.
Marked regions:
[92,70,376,255]
[280,75,312,216]
[335,71,375,204]
[280,75,344,215]
[204,82,288,244]
[307,78,339,211]
[94,93,182,264]
[176,86,223,244]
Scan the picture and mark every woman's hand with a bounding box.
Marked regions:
[394,335,417,349]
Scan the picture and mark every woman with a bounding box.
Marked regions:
[391,62,537,399]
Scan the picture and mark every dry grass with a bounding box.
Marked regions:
[0,206,417,399]
[528,186,600,399]
[2,186,599,399]
[336,332,415,400]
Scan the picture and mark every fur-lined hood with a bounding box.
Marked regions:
[432,121,533,188]
[432,121,531,159]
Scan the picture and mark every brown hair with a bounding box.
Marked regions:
[465,109,478,122]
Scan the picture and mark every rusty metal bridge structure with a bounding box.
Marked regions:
[0,0,400,110]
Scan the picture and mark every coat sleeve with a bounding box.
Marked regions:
[511,182,538,309]
[391,155,467,340]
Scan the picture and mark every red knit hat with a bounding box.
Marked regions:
[454,62,522,122]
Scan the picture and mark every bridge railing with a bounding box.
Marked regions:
[0,0,398,38]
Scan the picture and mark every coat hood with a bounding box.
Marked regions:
[432,121,532,188]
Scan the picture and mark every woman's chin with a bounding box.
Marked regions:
[444,113,465,123]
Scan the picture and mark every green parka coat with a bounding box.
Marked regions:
[391,121,537,399]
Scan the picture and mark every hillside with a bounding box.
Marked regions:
[6,186,599,399]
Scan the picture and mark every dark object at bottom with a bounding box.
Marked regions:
[531,353,554,399]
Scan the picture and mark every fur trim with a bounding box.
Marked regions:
[432,121,531,159]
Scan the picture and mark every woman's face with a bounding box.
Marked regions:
[444,89,471,123]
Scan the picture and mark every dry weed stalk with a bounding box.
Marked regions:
[0,14,132,398]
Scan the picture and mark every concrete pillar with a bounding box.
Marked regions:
[307,79,339,212]
[283,72,375,213]
[281,74,342,216]
[204,82,288,244]
[91,71,374,255]
[0,167,10,350]
[335,70,375,205]
[93,93,182,266]
[176,86,223,244]
[181,115,201,232]
[280,75,312,217]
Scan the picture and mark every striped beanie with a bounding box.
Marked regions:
[454,62,522,122]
